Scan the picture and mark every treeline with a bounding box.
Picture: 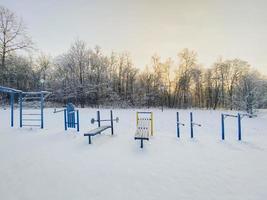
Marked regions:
[1,6,267,112]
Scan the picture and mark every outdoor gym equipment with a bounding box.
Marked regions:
[134,112,154,148]
[176,112,201,138]
[0,86,50,128]
[54,103,80,132]
[221,113,256,141]
[84,110,119,144]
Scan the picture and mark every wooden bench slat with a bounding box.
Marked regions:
[84,125,111,136]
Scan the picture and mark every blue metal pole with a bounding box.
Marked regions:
[238,113,241,141]
[110,110,114,135]
[40,92,44,129]
[221,114,225,140]
[97,111,100,127]
[176,112,180,138]
[10,93,14,127]
[190,112,193,138]
[19,93,22,128]
[64,109,67,130]
[76,110,80,132]
[73,111,76,128]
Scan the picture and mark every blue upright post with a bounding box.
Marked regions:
[176,112,180,138]
[19,93,22,128]
[97,111,100,127]
[238,113,241,141]
[110,110,114,135]
[64,109,67,130]
[10,93,14,127]
[221,114,225,140]
[40,92,44,129]
[190,112,193,138]
[76,110,80,132]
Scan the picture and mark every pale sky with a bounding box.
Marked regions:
[2,0,267,74]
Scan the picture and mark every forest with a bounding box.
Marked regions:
[1,5,267,112]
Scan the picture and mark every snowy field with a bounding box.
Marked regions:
[0,108,267,200]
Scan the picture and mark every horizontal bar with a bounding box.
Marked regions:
[22,91,51,95]
[137,112,152,114]
[22,114,41,116]
[223,114,237,118]
[239,113,257,118]
[22,125,41,127]
[68,111,76,114]
[0,86,22,93]
[192,123,201,126]
[22,97,41,101]
[22,119,41,121]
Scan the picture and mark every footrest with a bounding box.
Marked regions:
[134,137,149,148]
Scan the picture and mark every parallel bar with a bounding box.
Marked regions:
[137,112,152,114]
[76,110,79,132]
[41,92,44,129]
[22,114,41,116]
[110,110,114,135]
[23,119,41,121]
[10,93,14,127]
[22,124,41,127]
[64,109,67,131]
[238,113,241,141]
[97,111,100,127]
[190,112,194,138]
[224,114,237,118]
[176,112,180,138]
[19,93,22,128]
[221,114,225,140]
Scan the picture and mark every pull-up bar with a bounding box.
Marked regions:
[221,113,256,141]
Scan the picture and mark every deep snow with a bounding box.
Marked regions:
[0,108,267,200]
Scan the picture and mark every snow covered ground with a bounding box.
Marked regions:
[0,108,267,200]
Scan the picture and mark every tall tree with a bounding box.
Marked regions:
[0,6,33,83]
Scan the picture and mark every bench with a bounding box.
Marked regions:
[84,125,111,144]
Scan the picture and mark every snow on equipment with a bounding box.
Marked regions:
[221,113,256,141]
[134,112,154,148]
[0,86,50,128]
[53,103,80,132]
[84,110,119,144]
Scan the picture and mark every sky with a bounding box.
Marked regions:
[1,0,267,74]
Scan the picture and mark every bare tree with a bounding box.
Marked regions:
[0,6,33,82]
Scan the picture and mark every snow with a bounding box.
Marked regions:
[0,108,267,200]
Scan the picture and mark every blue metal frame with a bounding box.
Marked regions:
[221,113,256,141]
[64,103,80,132]
[0,85,50,129]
